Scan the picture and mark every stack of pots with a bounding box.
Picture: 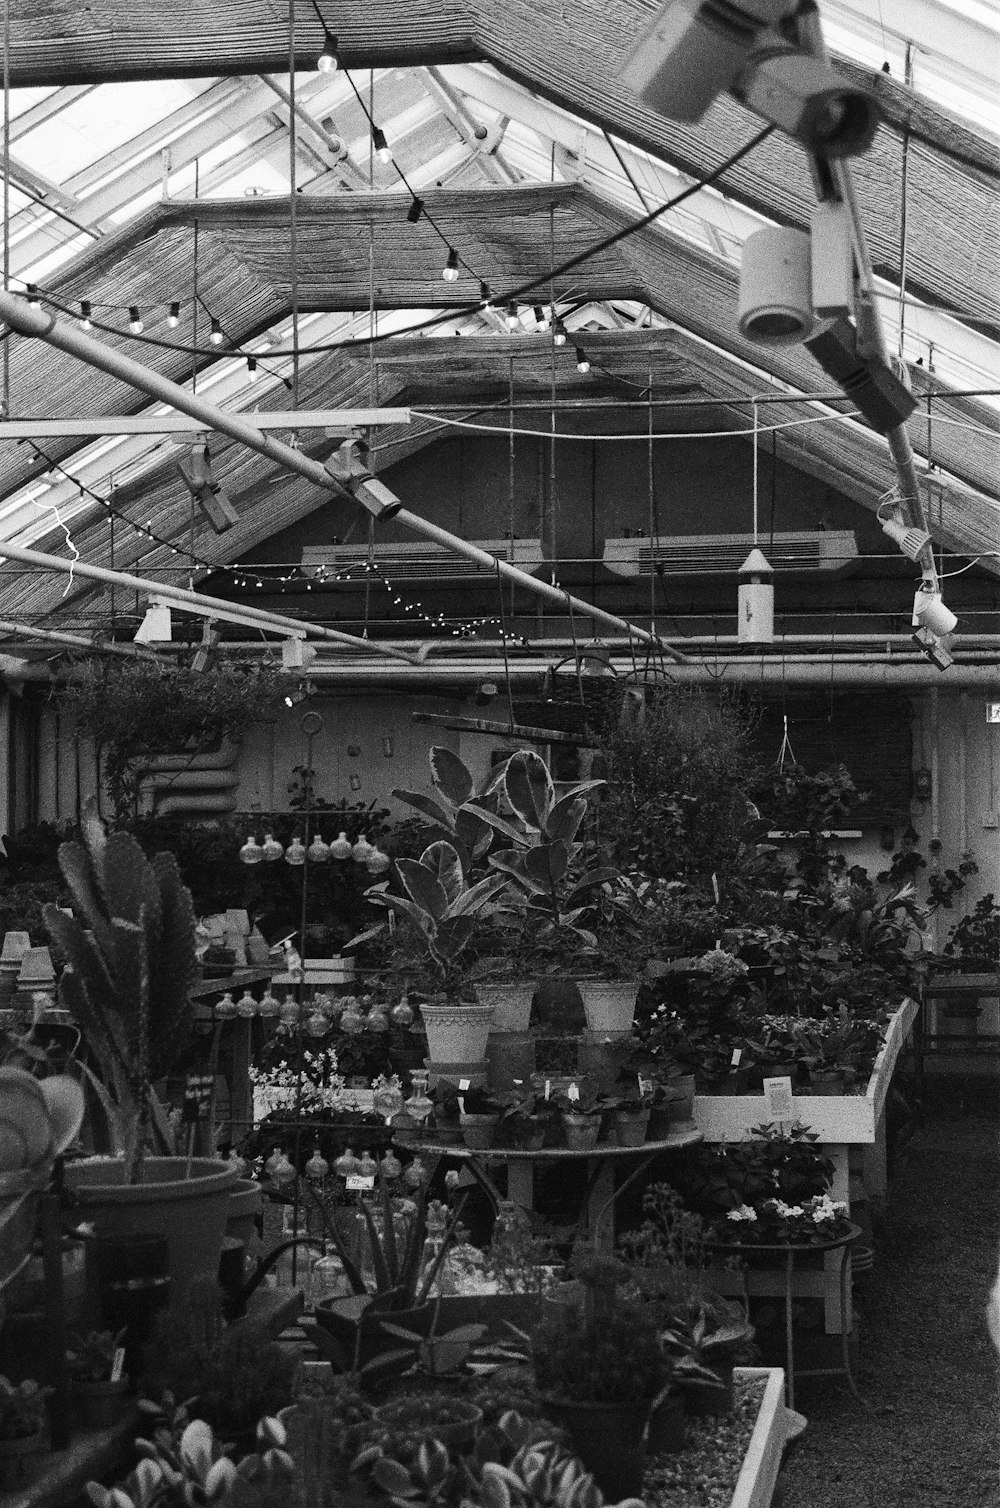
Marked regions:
[475,983,537,1089]
[576,982,638,1088]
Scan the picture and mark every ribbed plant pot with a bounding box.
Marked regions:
[460,1113,500,1150]
[67,1157,237,1303]
[612,1108,650,1147]
[485,1031,537,1091]
[577,981,638,1035]
[474,982,535,1032]
[419,1002,494,1064]
[546,1397,651,1500]
[76,1376,129,1428]
[562,1113,602,1151]
[0,1430,46,1491]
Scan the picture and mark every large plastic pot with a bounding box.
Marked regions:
[66,1157,236,1302]
[545,1397,651,1499]
[420,1002,494,1063]
[577,982,637,1035]
[226,1179,264,1247]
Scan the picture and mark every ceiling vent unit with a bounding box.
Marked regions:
[603,530,858,577]
[302,539,545,585]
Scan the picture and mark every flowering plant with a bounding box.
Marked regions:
[249,1047,344,1116]
[720,1192,851,1245]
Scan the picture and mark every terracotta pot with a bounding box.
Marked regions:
[474,982,535,1032]
[612,1108,650,1147]
[75,1376,129,1428]
[577,981,638,1035]
[68,1157,236,1304]
[419,1002,494,1064]
[460,1114,500,1150]
[562,1113,602,1151]
[0,1430,46,1491]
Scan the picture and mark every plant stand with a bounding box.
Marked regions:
[692,997,917,1336]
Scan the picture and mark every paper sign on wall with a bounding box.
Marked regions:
[763,1076,795,1121]
[346,1175,375,1191]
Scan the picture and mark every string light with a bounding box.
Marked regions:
[553,319,568,347]
[575,346,591,373]
[305,557,531,646]
[407,196,424,224]
[372,127,392,164]
[317,29,339,72]
[79,301,92,331]
[128,306,144,335]
[26,285,40,307]
[505,302,519,330]
[442,248,460,283]
[209,317,224,346]
[167,302,180,328]
[479,281,492,305]
[247,356,259,382]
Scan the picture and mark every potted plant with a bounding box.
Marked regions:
[372,1392,483,1449]
[659,1294,755,1416]
[524,1253,666,1500]
[555,1084,610,1151]
[67,1328,128,1427]
[0,1376,50,1490]
[309,1173,468,1382]
[457,1086,504,1150]
[361,840,509,1065]
[42,803,237,1296]
[495,1081,560,1150]
[606,1085,652,1148]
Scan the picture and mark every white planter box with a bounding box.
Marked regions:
[693,997,918,1145]
[730,1368,800,1508]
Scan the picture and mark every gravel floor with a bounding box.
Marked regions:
[780,1097,1000,1508]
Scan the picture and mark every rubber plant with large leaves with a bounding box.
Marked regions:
[364,839,510,999]
[468,751,614,965]
[392,746,507,879]
[42,801,199,1180]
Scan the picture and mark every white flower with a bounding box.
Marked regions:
[726,1204,758,1223]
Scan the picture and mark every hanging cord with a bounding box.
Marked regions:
[547,204,558,583]
[647,351,656,636]
[362,517,374,639]
[2,0,9,415]
[752,401,759,544]
[508,355,516,624]
[776,713,797,771]
[566,593,585,708]
[288,0,300,412]
[495,562,516,733]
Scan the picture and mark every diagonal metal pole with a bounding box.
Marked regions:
[0,291,686,661]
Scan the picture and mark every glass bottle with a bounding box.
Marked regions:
[215,991,238,1019]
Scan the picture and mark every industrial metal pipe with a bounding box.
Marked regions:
[0,614,156,659]
[0,538,417,663]
[0,291,681,660]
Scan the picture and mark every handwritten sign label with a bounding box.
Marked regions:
[458,1079,471,1091]
[346,1174,376,1191]
[731,1047,743,1067]
[763,1076,795,1122]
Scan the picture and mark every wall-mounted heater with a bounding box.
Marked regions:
[302,538,545,585]
[603,530,858,577]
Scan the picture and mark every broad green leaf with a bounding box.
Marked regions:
[544,793,587,844]
[447,871,509,917]
[420,840,464,906]
[366,892,434,940]
[504,750,553,831]
[464,802,531,848]
[489,851,548,896]
[429,746,474,808]
[432,914,475,962]
[395,857,448,920]
[524,841,568,888]
[391,788,455,832]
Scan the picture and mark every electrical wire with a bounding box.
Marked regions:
[406,406,865,443]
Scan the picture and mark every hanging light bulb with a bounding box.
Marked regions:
[372,126,392,163]
[575,346,590,373]
[406,196,424,224]
[246,356,258,383]
[128,306,144,334]
[79,301,93,331]
[505,302,519,330]
[308,832,331,863]
[239,833,264,864]
[25,285,40,307]
[285,835,307,866]
[317,29,339,72]
[553,319,567,347]
[209,317,223,346]
[167,301,180,328]
[479,281,492,305]
[262,833,284,862]
[533,305,548,329]
[442,247,460,283]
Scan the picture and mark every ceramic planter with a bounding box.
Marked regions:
[474,982,535,1032]
[460,1113,500,1150]
[0,1430,46,1491]
[419,1002,494,1064]
[612,1108,650,1147]
[545,1396,651,1500]
[68,1157,237,1305]
[75,1376,129,1428]
[485,1031,537,1091]
[562,1112,602,1151]
[577,981,638,1035]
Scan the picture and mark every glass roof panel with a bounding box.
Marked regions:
[15,80,207,182]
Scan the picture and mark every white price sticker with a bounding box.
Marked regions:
[346,1174,375,1191]
[567,1082,580,1102]
[111,1348,126,1383]
[458,1079,471,1091]
[763,1076,795,1121]
[731,1047,742,1067]
[638,1077,654,1097]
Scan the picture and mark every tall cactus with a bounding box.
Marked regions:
[42,800,198,1179]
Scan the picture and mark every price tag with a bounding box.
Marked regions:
[567,1082,580,1102]
[731,1047,742,1067]
[458,1079,471,1091]
[763,1076,795,1121]
[111,1348,126,1383]
[638,1077,653,1097]
[346,1174,376,1191]
[544,1080,551,1099]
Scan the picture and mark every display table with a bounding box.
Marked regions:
[708,1224,862,1411]
[692,997,917,1335]
[405,1129,702,1249]
[921,971,1000,1062]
